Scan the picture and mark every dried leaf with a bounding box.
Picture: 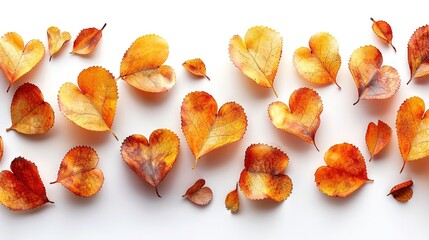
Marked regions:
[47,26,71,61]
[349,45,400,105]
[181,91,247,168]
[407,25,429,84]
[71,23,105,55]
[268,87,322,150]
[229,26,282,97]
[396,97,429,173]
[182,179,213,206]
[120,35,176,93]
[0,157,53,211]
[0,32,45,92]
[293,32,341,88]
[239,144,292,202]
[51,146,103,197]
[58,66,118,140]
[388,180,413,202]
[121,129,180,197]
[370,18,396,52]
[315,143,372,198]
[0,136,3,161]
[183,58,210,80]
[6,83,54,134]
[365,120,392,161]
[225,183,239,213]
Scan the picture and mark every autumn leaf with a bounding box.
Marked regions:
[58,66,118,140]
[182,58,210,80]
[182,179,213,206]
[239,144,292,202]
[229,26,282,97]
[388,180,413,202]
[365,120,392,161]
[0,32,45,92]
[181,91,247,168]
[268,87,322,151]
[396,96,429,173]
[6,83,54,134]
[0,136,3,161]
[0,157,53,211]
[315,143,373,198]
[293,32,341,88]
[47,26,71,61]
[225,183,239,213]
[71,23,106,55]
[119,34,176,93]
[121,129,180,198]
[407,25,429,84]
[349,45,400,105]
[370,18,396,52]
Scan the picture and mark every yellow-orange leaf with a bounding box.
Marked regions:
[0,32,44,92]
[268,87,322,150]
[349,45,400,105]
[182,58,210,80]
[120,35,176,93]
[225,183,239,213]
[182,179,213,206]
[58,66,118,139]
[47,26,71,61]
[239,144,292,202]
[229,26,282,97]
[181,91,247,168]
[396,97,429,173]
[7,83,54,134]
[370,18,396,52]
[71,23,105,55]
[121,129,180,198]
[0,157,53,211]
[0,136,3,161]
[365,120,392,161]
[388,180,413,202]
[407,25,429,84]
[315,143,372,198]
[293,32,341,88]
[51,146,103,197]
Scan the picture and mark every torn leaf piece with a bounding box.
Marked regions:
[182,179,213,206]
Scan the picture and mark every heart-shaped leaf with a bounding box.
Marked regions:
[0,32,45,92]
[182,58,210,80]
[121,129,180,197]
[349,45,400,105]
[365,120,392,161]
[71,23,105,55]
[7,83,54,134]
[47,26,71,61]
[407,25,429,84]
[51,146,104,197]
[182,179,213,206]
[268,87,322,150]
[181,91,247,168]
[370,18,396,52]
[388,180,413,202]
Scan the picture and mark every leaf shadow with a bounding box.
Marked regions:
[195,141,246,170]
[120,81,174,107]
[233,71,273,99]
[247,198,282,212]
[272,128,314,153]
[59,188,103,207]
[4,61,46,93]
[5,124,58,142]
[409,75,429,85]
[316,186,366,207]
[62,122,113,146]
[357,97,397,115]
[407,157,429,178]
[0,202,54,217]
[121,162,161,198]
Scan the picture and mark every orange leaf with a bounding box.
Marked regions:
[293,32,341,88]
[407,25,429,84]
[58,66,118,140]
[181,91,247,168]
[370,18,396,52]
[229,26,282,97]
[396,96,429,173]
[365,120,392,161]
[121,129,180,198]
[120,35,176,93]
[225,183,239,213]
[71,23,105,55]
[6,83,54,134]
[315,143,372,198]
[349,45,400,105]
[51,146,103,197]
[47,26,71,61]
[239,144,292,202]
[182,179,213,206]
[182,58,210,80]
[0,136,3,161]
[0,32,45,92]
[0,157,53,211]
[388,180,413,202]
[268,87,322,151]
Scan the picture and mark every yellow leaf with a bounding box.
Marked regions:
[47,26,71,61]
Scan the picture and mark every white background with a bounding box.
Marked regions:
[0,0,428,239]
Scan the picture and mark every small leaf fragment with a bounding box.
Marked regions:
[388,180,413,202]
[0,136,3,161]
[182,179,213,206]
[183,58,210,80]
[370,18,396,52]
[225,183,239,213]
[407,25,429,84]
[365,120,392,161]
[71,23,106,55]
[47,26,71,60]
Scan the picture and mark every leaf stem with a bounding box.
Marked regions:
[101,23,107,31]
[155,187,161,198]
[272,87,279,98]
[400,161,406,173]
